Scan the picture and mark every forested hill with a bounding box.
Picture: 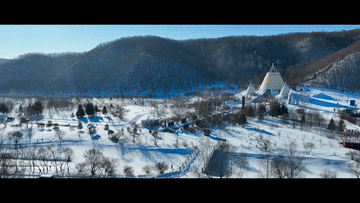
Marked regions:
[0,58,10,66]
[1,29,360,97]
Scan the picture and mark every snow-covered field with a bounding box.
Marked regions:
[1,86,360,178]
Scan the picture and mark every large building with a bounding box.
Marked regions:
[258,63,285,93]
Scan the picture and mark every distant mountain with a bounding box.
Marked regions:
[0,58,10,66]
[1,29,360,97]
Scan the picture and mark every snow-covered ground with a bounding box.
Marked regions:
[1,87,360,178]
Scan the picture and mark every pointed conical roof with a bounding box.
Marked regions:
[279,81,290,96]
[245,82,256,95]
[258,63,284,92]
[269,63,278,73]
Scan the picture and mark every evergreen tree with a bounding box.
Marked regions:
[301,113,305,123]
[300,113,306,126]
[77,121,83,130]
[85,103,95,117]
[237,113,247,127]
[270,102,280,117]
[32,100,43,116]
[102,106,107,115]
[246,106,255,118]
[280,103,288,115]
[0,103,9,114]
[26,104,35,116]
[338,118,345,132]
[258,104,266,121]
[94,105,99,113]
[76,104,85,118]
[328,118,336,131]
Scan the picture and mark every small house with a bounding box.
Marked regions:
[46,121,52,127]
[37,123,45,128]
[340,129,360,149]
[294,109,305,114]
[204,128,211,136]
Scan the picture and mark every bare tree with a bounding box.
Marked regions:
[123,165,134,177]
[0,149,11,178]
[155,162,169,175]
[48,145,62,175]
[101,157,118,177]
[75,162,87,175]
[319,168,337,178]
[258,155,272,178]
[303,142,315,155]
[37,146,50,174]
[232,151,248,178]
[257,133,271,153]
[345,151,360,161]
[150,131,159,146]
[131,127,137,143]
[8,131,23,150]
[83,149,105,176]
[270,155,288,179]
[172,93,185,118]
[112,105,128,121]
[206,142,234,178]
[55,130,66,150]
[142,165,152,175]
[271,141,305,178]
[257,136,273,178]
[28,145,39,174]
[76,149,118,177]
[26,127,33,143]
[63,148,74,175]
[348,162,360,178]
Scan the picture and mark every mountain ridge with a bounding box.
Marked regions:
[1,30,360,97]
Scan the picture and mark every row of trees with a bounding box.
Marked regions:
[25,101,44,116]
[0,100,43,117]
[75,103,108,118]
[0,142,172,177]
[327,117,345,133]
[0,144,73,177]
[257,141,305,178]
[197,139,305,179]
[75,149,171,177]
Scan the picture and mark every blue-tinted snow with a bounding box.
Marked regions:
[309,98,347,108]
[92,135,101,140]
[245,127,275,136]
[313,93,337,101]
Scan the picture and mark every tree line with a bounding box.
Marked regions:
[1,30,360,96]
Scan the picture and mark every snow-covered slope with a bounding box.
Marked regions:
[303,51,360,90]
[1,88,360,178]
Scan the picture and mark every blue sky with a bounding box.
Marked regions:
[1,25,360,59]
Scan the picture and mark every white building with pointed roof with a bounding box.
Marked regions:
[258,63,285,93]
[279,81,290,97]
[245,82,256,96]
